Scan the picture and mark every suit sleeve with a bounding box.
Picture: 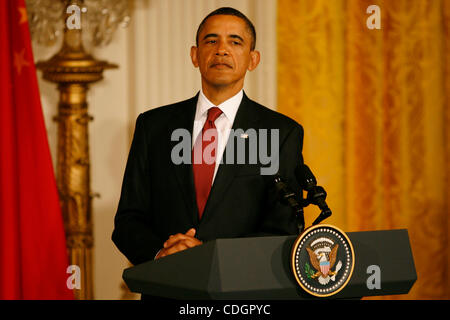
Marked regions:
[112,114,163,265]
[257,123,304,236]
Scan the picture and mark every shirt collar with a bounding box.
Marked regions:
[197,89,243,122]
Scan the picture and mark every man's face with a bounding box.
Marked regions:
[191,14,260,89]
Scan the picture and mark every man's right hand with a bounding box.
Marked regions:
[155,228,202,259]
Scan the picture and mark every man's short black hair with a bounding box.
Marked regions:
[195,7,257,50]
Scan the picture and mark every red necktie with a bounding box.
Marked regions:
[192,107,223,219]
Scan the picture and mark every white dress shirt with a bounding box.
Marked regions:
[192,89,243,183]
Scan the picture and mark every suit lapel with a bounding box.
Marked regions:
[200,92,260,222]
[168,94,199,224]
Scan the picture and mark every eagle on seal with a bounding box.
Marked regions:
[306,244,339,285]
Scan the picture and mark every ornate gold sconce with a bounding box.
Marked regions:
[27,0,129,300]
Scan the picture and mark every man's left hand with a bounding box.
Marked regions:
[155,228,202,259]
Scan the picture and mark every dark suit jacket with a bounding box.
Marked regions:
[112,92,304,266]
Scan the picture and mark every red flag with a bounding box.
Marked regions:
[0,0,74,299]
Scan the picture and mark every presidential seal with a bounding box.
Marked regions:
[291,224,355,297]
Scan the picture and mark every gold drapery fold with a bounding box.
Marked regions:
[278,0,450,299]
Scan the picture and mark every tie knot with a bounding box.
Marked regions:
[207,107,223,123]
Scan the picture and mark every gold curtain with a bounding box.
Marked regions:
[278,0,450,299]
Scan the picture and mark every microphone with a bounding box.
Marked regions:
[272,174,305,234]
[296,164,332,225]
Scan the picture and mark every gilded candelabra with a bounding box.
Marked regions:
[27,0,129,299]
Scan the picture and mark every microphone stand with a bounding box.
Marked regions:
[297,164,333,228]
[303,185,332,226]
[273,176,305,234]
[272,169,332,234]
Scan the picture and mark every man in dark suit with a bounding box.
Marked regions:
[112,7,304,266]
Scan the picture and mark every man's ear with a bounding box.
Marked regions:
[190,46,199,68]
[248,50,260,71]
